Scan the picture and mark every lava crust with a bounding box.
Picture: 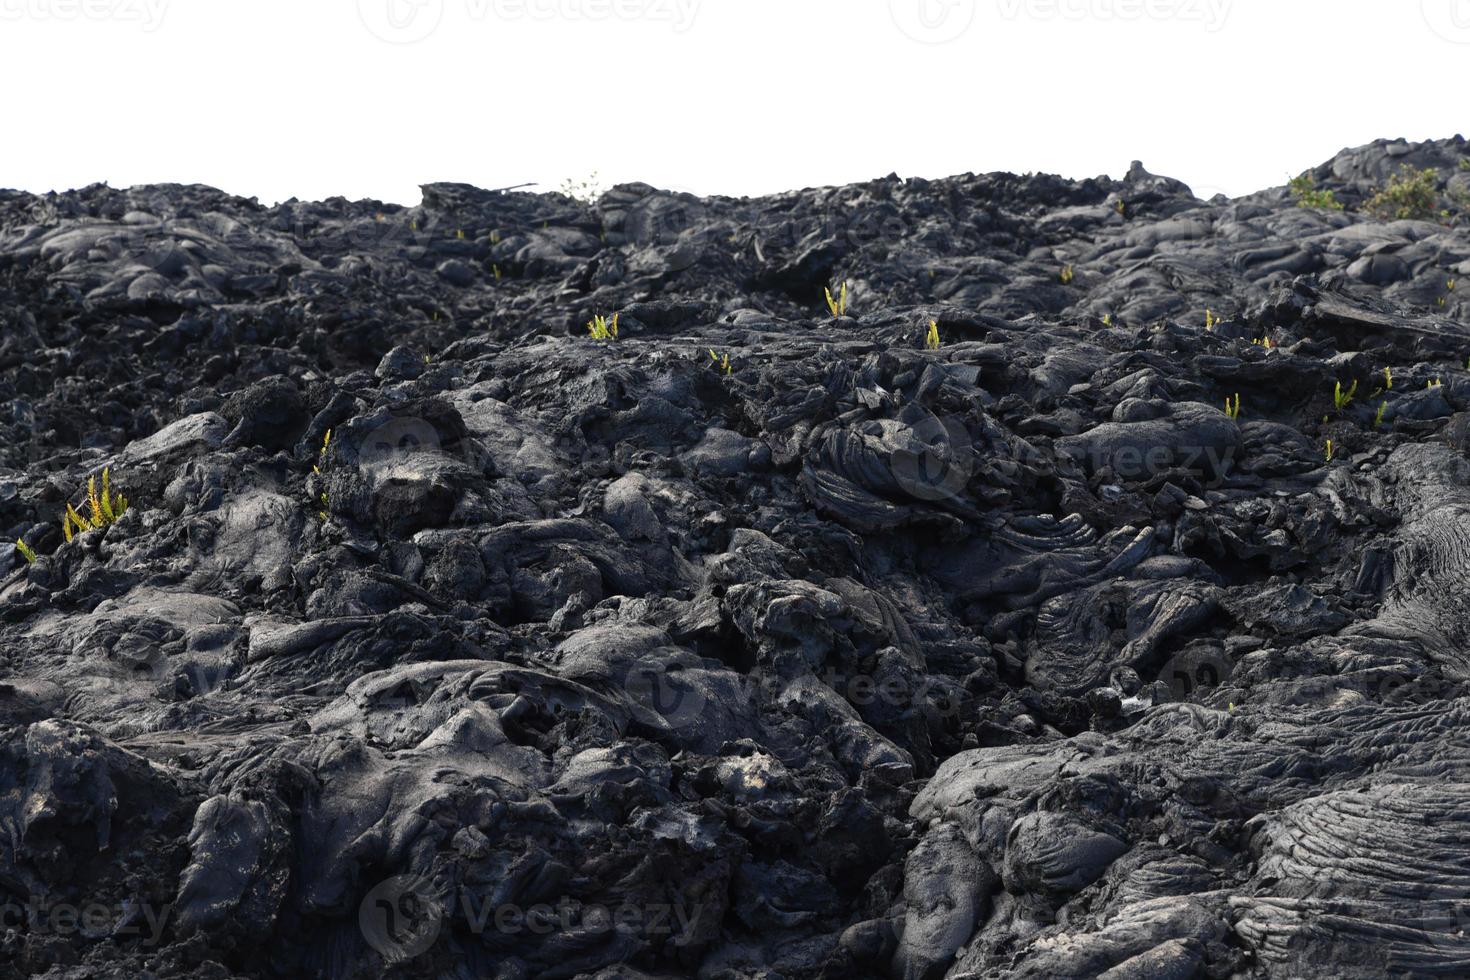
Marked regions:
[3,136,1470,979]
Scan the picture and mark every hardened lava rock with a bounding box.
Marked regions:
[2,135,1470,978]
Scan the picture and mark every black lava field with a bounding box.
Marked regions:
[6,136,1470,980]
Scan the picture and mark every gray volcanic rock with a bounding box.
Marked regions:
[3,136,1470,978]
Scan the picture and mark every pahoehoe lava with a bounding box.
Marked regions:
[3,136,1470,979]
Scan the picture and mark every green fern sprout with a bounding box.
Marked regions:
[1428,378,1444,390]
[61,467,128,543]
[1102,313,1113,327]
[587,312,619,341]
[825,282,849,318]
[1333,380,1358,411]
[1325,440,1335,463]
[493,264,502,280]
[1383,367,1393,390]
[1115,200,1127,216]
[1224,393,1241,420]
[924,319,942,351]
[15,539,36,564]
[708,349,732,375]
[1374,401,1388,427]
[1205,309,1218,331]
[318,492,329,523]
[1059,265,1075,286]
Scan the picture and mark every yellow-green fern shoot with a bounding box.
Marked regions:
[15,539,36,564]
[708,349,732,375]
[1224,393,1241,420]
[456,229,466,240]
[1325,440,1335,463]
[1374,400,1388,427]
[493,264,502,280]
[313,429,332,475]
[1429,378,1444,389]
[1206,309,1218,331]
[1383,367,1393,390]
[62,468,128,543]
[587,312,619,340]
[1334,380,1358,411]
[1059,265,1075,286]
[1102,313,1113,327]
[318,492,329,523]
[925,320,942,351]
[825,282,849,318]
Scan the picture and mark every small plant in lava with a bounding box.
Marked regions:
[62,468,129,543]
[587,312,620,341]
[825,282,849,318]
[925,320,942,351]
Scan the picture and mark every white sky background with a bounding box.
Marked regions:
[2,0,1468,206]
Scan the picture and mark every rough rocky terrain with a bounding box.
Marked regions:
[4,136,1470,979]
